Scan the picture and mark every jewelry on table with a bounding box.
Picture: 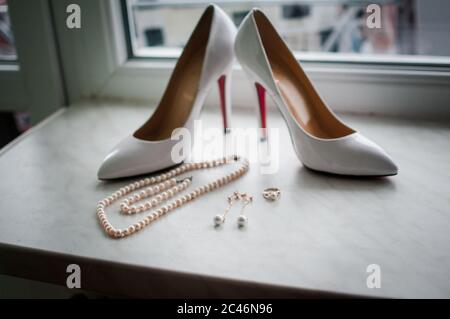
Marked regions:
[214,191,238,226]
[237,192,252,227]
[215,191,253,227]
[96,155,249,239]
[262,187,281,201]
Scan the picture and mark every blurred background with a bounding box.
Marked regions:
[127,0,450,58]
[1,0,22,148]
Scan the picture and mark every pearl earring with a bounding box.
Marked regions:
[237,193,252,228]
[214,191,240,226]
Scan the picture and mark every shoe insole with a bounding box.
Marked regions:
[134,7,212,141]
[254,10,354,139]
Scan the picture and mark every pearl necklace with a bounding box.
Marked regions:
[97,155,249,238]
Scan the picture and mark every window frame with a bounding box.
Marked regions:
[125,0,450,67]
[0,62,28,110]
[0,0,26,111]
[0,0,65,124]
[21,0,450,121]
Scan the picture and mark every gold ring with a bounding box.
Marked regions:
[262,188,281,201]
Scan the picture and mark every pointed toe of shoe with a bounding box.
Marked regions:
[300,133,398,177]
[369,151,398,176]
[97,136,182,180]
[355,147,398,176]
[339,133,398,176]
[97,149,124,180]
[97,145,140,180]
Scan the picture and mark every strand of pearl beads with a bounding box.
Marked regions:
[96,155,249,239]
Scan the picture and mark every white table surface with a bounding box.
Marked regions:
[0,101,449,298]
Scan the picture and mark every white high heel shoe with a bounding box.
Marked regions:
[98,5,236,179]
[235,9,398,176]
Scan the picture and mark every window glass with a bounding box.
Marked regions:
[126,0,450,62]
[0,0,16,61]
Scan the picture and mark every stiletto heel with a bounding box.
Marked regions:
[235,9,398,176]
[255,82,267,141]
[218,71,232,134]
[98,5,236,179]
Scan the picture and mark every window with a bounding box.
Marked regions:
[28,0,447,120]
[125,0,450,65]
[0,0,64,123]
[0,0,16,61]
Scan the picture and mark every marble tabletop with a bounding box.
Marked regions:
[0,101,449,298]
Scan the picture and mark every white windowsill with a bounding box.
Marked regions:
[0,99,449,298]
